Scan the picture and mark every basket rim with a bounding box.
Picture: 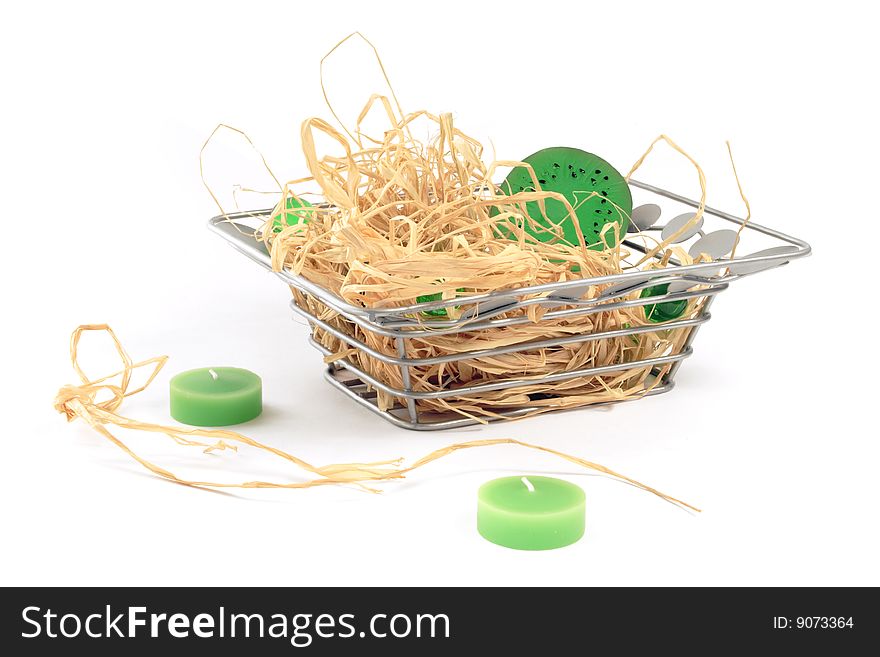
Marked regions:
[208,178,811,322]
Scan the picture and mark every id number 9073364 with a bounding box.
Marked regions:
[773,617,854,630]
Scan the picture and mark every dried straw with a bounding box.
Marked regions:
[197,33,718,421]
[50,36,765,511]
[53,324,699,511]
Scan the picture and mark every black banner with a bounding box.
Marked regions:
[0,587,873,654]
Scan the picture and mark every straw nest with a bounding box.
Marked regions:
[198,34,722,423]
[255,96,712,422]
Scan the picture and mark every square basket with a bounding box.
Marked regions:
[209,179,810,430]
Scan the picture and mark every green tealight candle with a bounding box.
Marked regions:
[169,367,262,427]
[477,476,585,550]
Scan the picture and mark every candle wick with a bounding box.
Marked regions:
[521,476,535,493]
[208,369,219,381]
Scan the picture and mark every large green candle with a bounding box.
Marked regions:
[169,367,262,426]
[477,476,585,550]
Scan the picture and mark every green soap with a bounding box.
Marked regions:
[417,288,466,317]
[477,476,586,551]
[640,284,687,323]
[272,196,314,233]
[494,147,632,249]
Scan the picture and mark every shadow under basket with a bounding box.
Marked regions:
[209,179,810,430]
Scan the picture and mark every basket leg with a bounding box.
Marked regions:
[395,337,419,425]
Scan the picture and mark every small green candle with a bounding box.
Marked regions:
[169,367,262,427]
[477,476,585,550]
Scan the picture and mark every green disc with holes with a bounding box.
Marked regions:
[496,147,632,249]
[272,196,314,233]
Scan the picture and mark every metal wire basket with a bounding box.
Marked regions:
[209,179,810,430]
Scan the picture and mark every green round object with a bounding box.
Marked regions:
[271,196,314,233]
[496,147,632,249]
[477,476,586,551]
[417,288,466,317]
[640,284,688,323]
[169,367,262,427]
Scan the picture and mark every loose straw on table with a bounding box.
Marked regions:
[53,324,699,512]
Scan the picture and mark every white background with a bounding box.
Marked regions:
[2,0,877,587]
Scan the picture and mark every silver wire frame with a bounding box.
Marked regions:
[208,179,811,430]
